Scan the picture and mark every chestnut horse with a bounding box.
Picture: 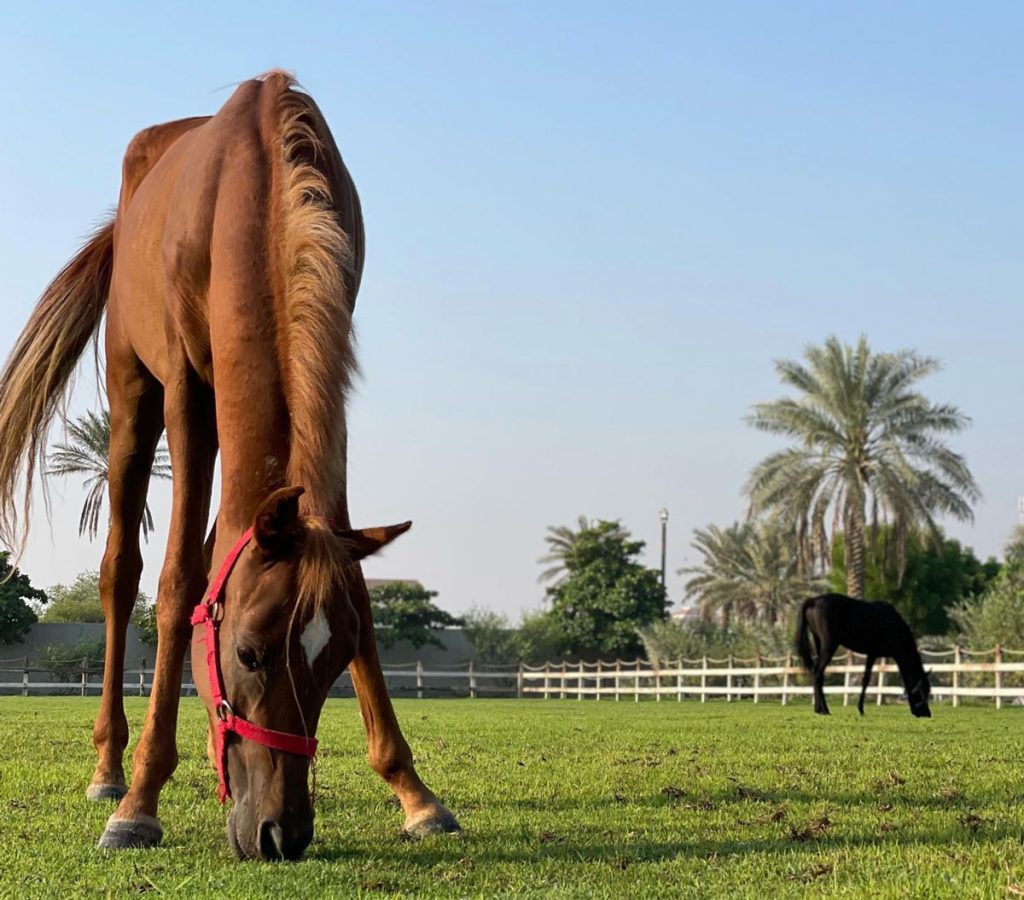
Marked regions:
[0,72,458,859]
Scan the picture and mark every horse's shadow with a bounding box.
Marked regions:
[309,789,1020,865]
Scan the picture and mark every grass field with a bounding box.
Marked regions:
[1,697,1022,898]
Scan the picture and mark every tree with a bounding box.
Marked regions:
[48,408,171,541]
[542,519,666,659]
[512,609,565,665]
[368,582,462,650]
[461,606,518,664]
[745,335,979,598]
[829,527,1000,635]
[639,617,788,665]
[40,570,153,634]
[951,526,1024,649]
[42,638,106,682]
[681,521,818,626]
[40,572,105,622]
[132,600,158,646]
[538,516,630,586]
[0,552,46,644]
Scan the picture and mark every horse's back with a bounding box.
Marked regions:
[108,74,362,387]
[804,593,910,656]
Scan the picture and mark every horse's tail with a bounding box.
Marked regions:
[794,596,818,673]
[0,217,114,557]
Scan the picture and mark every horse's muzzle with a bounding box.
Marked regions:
[228,806,313,861]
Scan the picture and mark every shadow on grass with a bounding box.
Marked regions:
[449,784,1009,814]
[309,818,1021,866]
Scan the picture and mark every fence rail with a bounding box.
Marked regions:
[0,657,520,700]
[2,646,1022,706]
[519,647,1024,708]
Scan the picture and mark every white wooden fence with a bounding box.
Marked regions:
[0,658,518,700]
[519,647,1024,709]
[3,647,1023,707]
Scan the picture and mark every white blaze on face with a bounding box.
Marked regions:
[300,609,331,669]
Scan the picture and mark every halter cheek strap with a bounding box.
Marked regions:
[190,527,318,804]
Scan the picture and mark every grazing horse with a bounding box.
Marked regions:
[0,72,458,859]
[795,593,931,718]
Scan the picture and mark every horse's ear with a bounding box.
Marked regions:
[337,521,412,561]
[253,486,306,558]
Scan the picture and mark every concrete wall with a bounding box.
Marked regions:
[0,623,488,696]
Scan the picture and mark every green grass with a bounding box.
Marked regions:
[0,698,1022,898]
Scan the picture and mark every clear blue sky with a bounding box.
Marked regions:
[1,2,1021,617]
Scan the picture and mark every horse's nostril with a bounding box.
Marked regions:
[259,820,287,861]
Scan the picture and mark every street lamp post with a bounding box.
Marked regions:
[659,508,669,588]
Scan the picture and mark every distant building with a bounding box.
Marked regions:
[670,604,700,622]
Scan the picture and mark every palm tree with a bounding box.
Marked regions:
[538,516,630,585]
[47,409,171,541]
[745,336,979,598]
[681,521,816,626]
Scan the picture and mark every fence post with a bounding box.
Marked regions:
[516,662,524,699]
[469,660,477,699]
[655,660,661,702]
[995,645,1003,710]
[843,650,852,706]
[595,659,602,701]
[753,655,761,704]
[80,656,88,697]
[22,657,29,697]
[416,660,424,699]
[578,660,584,701]
[677,659,683,702]
[635,659,641,703]
[952,645,961,708]
[543,662,551,700]
[701,656,708,704]
[560,661,567,700]
[726,655,733,702]
[781,652,791,707]
[876,663,885,706]
[615,660,622,701]
[139,658,146,697]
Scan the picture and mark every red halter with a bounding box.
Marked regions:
[190,527,319,803]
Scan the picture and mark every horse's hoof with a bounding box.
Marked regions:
[402,807,461,839]
[97,814,163,850]
[86,783,127,802]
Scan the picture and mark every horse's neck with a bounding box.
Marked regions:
[893,648,924,686]
[213,377,347,536]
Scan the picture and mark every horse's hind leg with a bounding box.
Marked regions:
[858,656,876,716]
[87,350,164,802]
[813,639,836,716]
[346,576,460,837]
[99,366,216,850]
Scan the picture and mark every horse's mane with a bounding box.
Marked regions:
[263,72,362,613]
[269,72,359,519]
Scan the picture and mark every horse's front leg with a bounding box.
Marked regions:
[347,576,460,837]
[858,656,876,716]
[99,372,216,849]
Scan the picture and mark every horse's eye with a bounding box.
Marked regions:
[237,646,261,671]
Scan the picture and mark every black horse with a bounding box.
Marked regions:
[795,593,931,718]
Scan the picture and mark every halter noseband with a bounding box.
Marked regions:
[190,527,318,803]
